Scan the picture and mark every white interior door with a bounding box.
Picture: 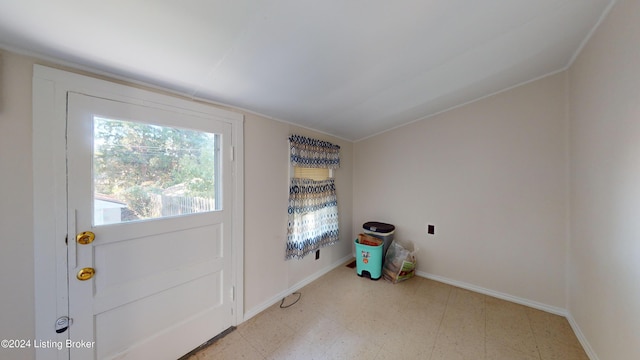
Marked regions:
[66,92,235,360]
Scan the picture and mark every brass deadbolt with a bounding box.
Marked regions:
[76,267,95,281]
[76,231,95,245]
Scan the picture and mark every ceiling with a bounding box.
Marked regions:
[0,0,615,141]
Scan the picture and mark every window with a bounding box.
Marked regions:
[293,166,331,181]
[286,135,340,259]
[93,117,220,225]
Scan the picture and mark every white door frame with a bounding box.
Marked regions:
[32,65,244,360]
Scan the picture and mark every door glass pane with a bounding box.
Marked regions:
[93,117,220,226]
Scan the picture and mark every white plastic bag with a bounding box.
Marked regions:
[382,241,417,283]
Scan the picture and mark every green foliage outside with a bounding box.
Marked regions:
[94,118,217,218]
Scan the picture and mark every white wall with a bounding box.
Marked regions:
[568,0,640,358]
[243,115,354,315]
[354,72,569,309]
[0,51,36,360]
[0,50,354,359]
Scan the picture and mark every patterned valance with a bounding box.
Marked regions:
[289,134,340,169]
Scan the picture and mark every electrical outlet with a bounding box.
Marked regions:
[427,224,435,235]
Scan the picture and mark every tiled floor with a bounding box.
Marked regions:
[188,261,588,360]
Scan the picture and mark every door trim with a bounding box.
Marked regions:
[33,65,244,360]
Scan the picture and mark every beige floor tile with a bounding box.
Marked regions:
[526,308,584,345]
[262,296,322,332]
[400,297,448,330]
[237,310,295,357]
[321,328,382,360]
[536,340,590,360]
[267,335,328,360]
[345,305,404,345]
[294,315,344,346]
[439,303,485,339]
[430,330,486,360]
[189,264,589,360]
[525,308,589,359]
[196,330,265,360]
[415,278,453,305]
[316,303,365,330]
[447,287,486,310]
[214,344,265,360]
[288,283,333,311]
[432,304,486,360]
[486,297,539,354]
[376,324,438,359]
[486,339,541,360]
[198,330,245,355]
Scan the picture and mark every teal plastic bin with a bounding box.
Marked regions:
[363,221,395,259]
[354,239,383,280]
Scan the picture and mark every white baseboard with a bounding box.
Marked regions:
[415,270,568,317]
[566,313,600,360]
[243,254,353,322]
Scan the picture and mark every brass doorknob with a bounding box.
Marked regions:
[76,231,95,245]
[76,267,95,281]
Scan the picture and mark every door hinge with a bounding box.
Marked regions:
[230,146,235,162]
[65,235,68,245]
[231,286,235,301]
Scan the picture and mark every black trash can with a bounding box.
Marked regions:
[363,221,395,258]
